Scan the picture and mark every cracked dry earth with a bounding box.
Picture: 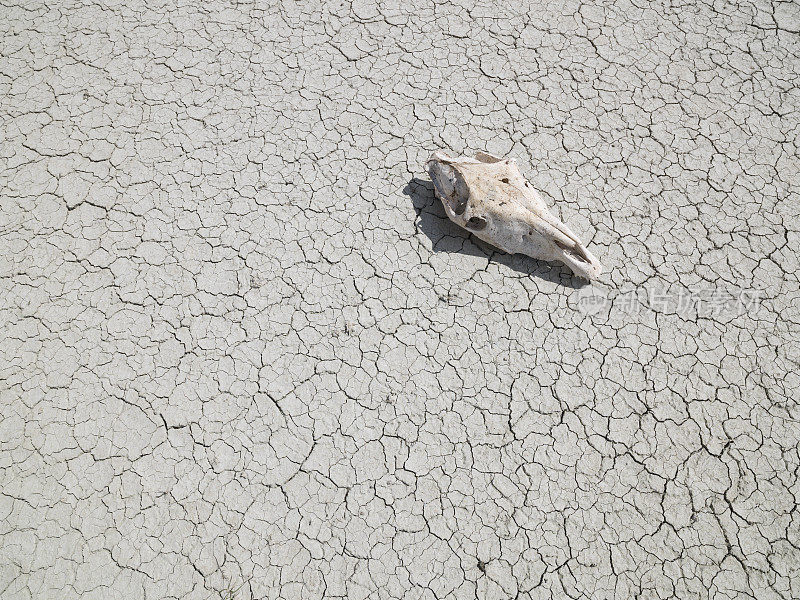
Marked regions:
[2,0,800,599]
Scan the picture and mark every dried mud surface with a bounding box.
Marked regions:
[2,1,799,598]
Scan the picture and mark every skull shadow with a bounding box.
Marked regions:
[403,177,589,288]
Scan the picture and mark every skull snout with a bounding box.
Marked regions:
[522,212,602,280]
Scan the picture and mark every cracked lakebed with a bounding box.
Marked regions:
[1,1,799,598]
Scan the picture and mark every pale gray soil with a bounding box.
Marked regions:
[1,0,799,598]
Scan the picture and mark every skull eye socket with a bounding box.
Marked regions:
[465,216,487,230]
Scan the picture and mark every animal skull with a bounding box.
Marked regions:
[426,151,603,280]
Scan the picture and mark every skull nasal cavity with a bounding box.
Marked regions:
[554,239,591,264]
[466,216,487,230]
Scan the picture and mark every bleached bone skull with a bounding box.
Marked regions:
[426,151,603,280]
